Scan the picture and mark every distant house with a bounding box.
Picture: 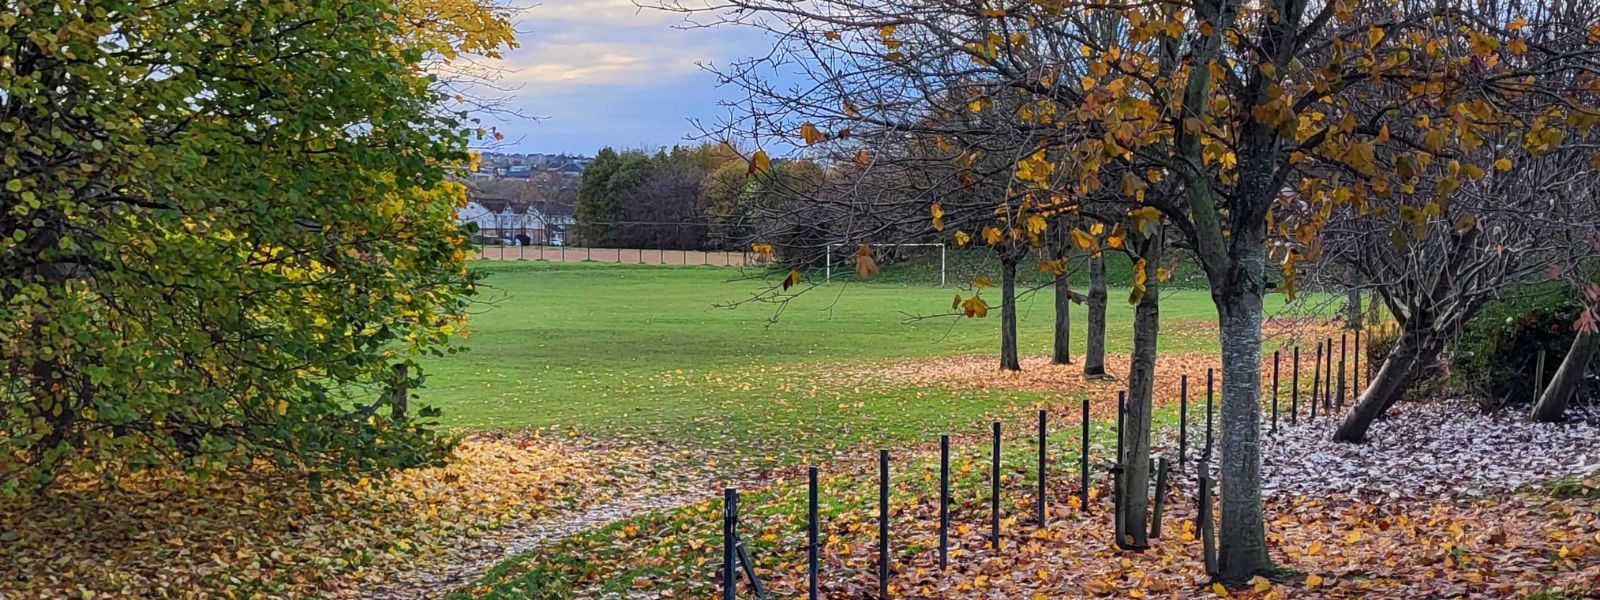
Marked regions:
[458,194,570,245]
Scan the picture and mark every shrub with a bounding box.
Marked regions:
[1453,283,1580,408]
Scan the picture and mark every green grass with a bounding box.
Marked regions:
[417,261,1233,456]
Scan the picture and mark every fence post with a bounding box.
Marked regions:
[1111,462,1125,547]
[1178,374,1188,471]
[1198,475,1217,577]
[990,422,1001,550]
[1324,338,1334,410]
[1203,369,1214,467]
[1310,342,1322,421]
[1352,329,1362,398]
[808,466,819,600]
[1338,333,1348,410]
[1149,456,1169,539]
[939,435,949,571]
[878,449,890,599]
[1079,398,1089,514]
[389,363,408,421]
[723,488,737,600]
[1037,409,1047,526]
[1271,350,1280,433]
[1291,346,1301,426]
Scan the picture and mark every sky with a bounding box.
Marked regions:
[469,0,768,155]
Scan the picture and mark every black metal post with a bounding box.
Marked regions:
[723,488,737,600]
[1199,474,1217,576]
[1149,456,1169,539]
[1310,342,1322,421]
[878,449,889,599]
[939,435,949,570]
[1291,346,1301,426]
[1353,329,1362,398]
[1338,333,1348,410]
[1204,369,1214,467]
[1324,338,1334,410]
[1271,350,1280,433]
[1037,409,1047,526]
[1178,375,1188,470]
[1079,397,1089,513]
[808,467,819,600]
[990,422,1001,550]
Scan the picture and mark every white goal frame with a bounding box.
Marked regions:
[824,242,947,286]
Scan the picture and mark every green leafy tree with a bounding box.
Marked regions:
[575,147,623,245]
[0,0,502,493]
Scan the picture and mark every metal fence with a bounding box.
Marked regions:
[720,333,1369,599]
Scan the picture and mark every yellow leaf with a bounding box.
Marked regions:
[1494,157,1513,171]
[1212,582,1230,597]
[1128,258,1148,305]
[782,269,800,291]
[961,295,989,318]
[748,150,771,174]
[973,276,994,288]
[1025,215,1047,236]
[931,203,945,231]
[954,231,971,246]
[1305,573,1325,587]
[1070,228,1095,251]
[982,227,1003,246]
[799,122,827,145]
[1251,576,1271,593]
[1105,224,1125,249]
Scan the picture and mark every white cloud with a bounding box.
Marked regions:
[525,0,682,26]
[495,40,705,89]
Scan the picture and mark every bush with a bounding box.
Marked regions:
[1453,283,1581,408]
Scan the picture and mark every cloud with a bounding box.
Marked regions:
[527,0,681,26]
[495,39,706,90]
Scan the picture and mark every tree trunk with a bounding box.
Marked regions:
[1530,329,1598,422]
[1332,325,1436,442]
[1052,270,1072,365]
[1214,247,1272,583]
[1344,269,1363,330]
[1000,256,1021,371]
[1084,253,1107,377]
[1119,234,1162,550]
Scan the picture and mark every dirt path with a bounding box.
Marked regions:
[360,485,706,599]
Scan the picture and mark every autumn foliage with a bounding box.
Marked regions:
[0,0,514,493]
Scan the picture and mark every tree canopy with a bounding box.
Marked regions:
[0,0,514,493]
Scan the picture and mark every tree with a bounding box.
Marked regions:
[576,147,624,245]
[667,0,1600,583]
[0,0,513,493]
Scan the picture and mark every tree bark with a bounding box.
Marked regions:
[1000,256,1021,371]
[1052,270,1072,365]
[1084,253,1107,377]
[1213,244,1272,583]
[1119,232,1162,549]
[1530,329,1598,422]
[1345,269,1363,330]
[1332,325,1440,442]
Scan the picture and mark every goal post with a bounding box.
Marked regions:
[824,242,947,286]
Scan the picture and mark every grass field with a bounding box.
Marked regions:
[416,260,1310,463]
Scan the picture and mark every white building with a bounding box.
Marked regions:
[458,197,568,245]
